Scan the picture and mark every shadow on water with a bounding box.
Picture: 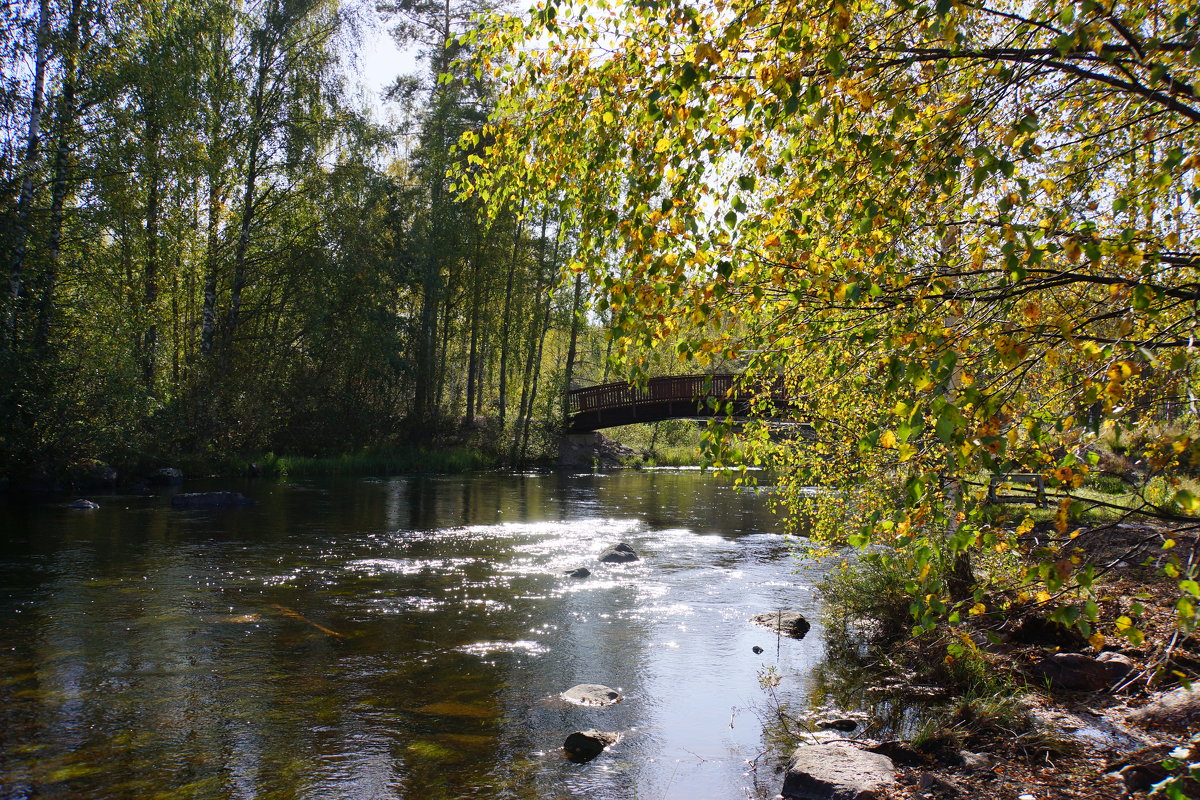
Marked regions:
[0,470,877,800]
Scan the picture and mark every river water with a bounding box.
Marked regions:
[0,469,838,800]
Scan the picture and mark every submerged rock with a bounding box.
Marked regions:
[816,718,858,732]
[563,730,619,762]
[68,499,100,510]
[566,567,591,578]
[561,684,622,706]
[170,491,255,509]
[598,543,638,563]
[781,744,896,800]
[751,611,811,640]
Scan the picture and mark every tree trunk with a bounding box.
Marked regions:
[562,272,583,420]
[225,18,273,370]
[142,113,162,393]
[465,230,483,425]
[6,0,51,347]
[33,0,82,352]
[519,221,564,462]
[497,206,524,428]
[510,210,550,464]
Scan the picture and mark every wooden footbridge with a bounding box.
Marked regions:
[565,374,788,433]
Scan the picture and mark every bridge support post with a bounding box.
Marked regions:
[557,432,633,469]
[558,433,602,469]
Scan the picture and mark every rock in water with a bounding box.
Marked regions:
[598,543,639,563]
[1030,652,1132,691]
[782,744,896,800]
[816,718,858,732]
[561,684,622,706]
[68,499,99,510]
[563,730,618,762]
[751,611,811,640]
[170,492,255,509]
[566,567,591,578]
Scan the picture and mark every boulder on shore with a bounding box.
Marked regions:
[170,492,255,509]
[67,460,118,490]
[752,611,811,640]
[1030,651,1132,692]
[563,730,619,762]
[1130,685,1200,730]
[561,684,622,706]
[598,543,639,563]
[150,467,184,485]
[781,744,896,800]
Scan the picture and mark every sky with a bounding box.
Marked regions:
[347,16,420,116]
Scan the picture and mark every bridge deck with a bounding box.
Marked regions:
[565,374,781,433]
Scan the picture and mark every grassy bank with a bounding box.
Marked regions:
[252,447,493,478]
[603,419,706,467]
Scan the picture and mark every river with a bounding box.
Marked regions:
[0,469,838,800]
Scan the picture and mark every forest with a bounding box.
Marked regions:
[0,0,596,484]
[7,0,1200,792]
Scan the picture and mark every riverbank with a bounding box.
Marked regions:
[792,519,1200,800]
[0,445,497,496]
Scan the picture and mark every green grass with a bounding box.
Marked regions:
[605,419,706,466]
[255,447,492,478]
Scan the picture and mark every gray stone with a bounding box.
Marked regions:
[67,499,99,510]
[1130,685,1200,730]
[917,771,962,797]
[67,460,117,490]
[958,751,993,772]
[816,718,858,732]
[752,611,811,639]
[170,492,255,509]
[558,432,635,468]
[566,567,591,578]
[150,467,184,485]
[782,745,896,800]
[561,684,622,706]
[563,729,618,762]
[598,543,638,563]
[1030,652,1130,691]
[865,741,927,767]
[1098,651,1137,674]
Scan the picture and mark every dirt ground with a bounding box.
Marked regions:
[872,521,1200,799]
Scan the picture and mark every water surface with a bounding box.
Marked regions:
[0,469,832,800]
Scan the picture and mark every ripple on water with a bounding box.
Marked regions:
[455,640,548,657]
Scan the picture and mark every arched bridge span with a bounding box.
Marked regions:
[565,374,788,433]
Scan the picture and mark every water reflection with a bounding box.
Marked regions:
[0,470,830,800]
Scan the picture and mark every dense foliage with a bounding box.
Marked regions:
[0,0,589,479]
[462,0,1200,640]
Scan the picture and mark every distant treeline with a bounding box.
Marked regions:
[0,0,596,481]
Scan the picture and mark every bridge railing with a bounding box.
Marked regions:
[567,374,744,415]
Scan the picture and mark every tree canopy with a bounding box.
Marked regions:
[461,0,1200,639]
